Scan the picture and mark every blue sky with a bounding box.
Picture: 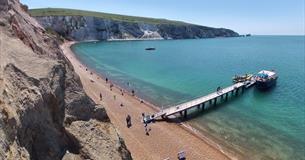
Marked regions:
[21,0,304,35]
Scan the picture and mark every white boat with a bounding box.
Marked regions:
[255,70,278,90]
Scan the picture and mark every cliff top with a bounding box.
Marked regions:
[29,8,191,25]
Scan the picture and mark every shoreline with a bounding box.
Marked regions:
[62,41,241,160]
[70,43,162,113]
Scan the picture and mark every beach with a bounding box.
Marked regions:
[61,41,238,160]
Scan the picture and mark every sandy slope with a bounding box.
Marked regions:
[61,41,233,160]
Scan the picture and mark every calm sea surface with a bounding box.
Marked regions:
[72,36,305,159]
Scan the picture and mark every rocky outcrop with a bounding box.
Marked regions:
[33,15,239,41]
[0,0,132,160]
[66,120,131,160]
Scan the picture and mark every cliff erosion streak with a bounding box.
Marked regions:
[30,8,239,41]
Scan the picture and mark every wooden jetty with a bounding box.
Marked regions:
[153,80,256,119]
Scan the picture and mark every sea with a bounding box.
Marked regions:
[72,36,305,160]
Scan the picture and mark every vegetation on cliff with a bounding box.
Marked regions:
[29,8,239,41]
[29,8,189,25]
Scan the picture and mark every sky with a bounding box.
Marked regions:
[21,0,305,35]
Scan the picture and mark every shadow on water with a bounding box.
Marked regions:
[252,83,277,99]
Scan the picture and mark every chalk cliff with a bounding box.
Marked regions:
[0,0,132,159]
[31,9,239,41]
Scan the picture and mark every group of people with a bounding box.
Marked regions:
[84,65,187,159]
[142,113,152,136]
[125,113,152,136]
[99,75,152,136]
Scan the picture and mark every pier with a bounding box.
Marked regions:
[153,80,256,119]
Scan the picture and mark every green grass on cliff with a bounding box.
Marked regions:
[29,8,190,25]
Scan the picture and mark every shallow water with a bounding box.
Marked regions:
[72,36,305,159]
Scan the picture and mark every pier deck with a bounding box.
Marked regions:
[153,80,255,119]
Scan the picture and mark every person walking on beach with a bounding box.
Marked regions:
[110,83,114,91]
[131,89,135,96]
[113,95,116,100]
[126,115,131,128]
[144,124,151,136]
[145,126,149,136]
[142,113,151,136]
[99,93,103,101]
[142,113,145,122]
[177,151,186,160]
[106,78,108,83]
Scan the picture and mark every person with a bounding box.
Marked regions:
[142,113,149,132]
[142,113,145,122]
[216,86,222,94]
[113,95,116,100]
[105,78,108,83]
[99,93,103,101]
[131,89,135,96]
[177,151,186,160]
[217,86,220,92]
[145,126,149,136]
[126,115,131,128]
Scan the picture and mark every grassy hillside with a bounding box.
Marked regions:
[29,8,190,25]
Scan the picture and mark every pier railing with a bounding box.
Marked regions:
[153,80,256,119]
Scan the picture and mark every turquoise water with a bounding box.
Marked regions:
[72,36,305,159]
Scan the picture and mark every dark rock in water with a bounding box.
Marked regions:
[145,47,156,50]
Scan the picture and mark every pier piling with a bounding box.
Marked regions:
[235,88,239,96]
[225,93,228,101]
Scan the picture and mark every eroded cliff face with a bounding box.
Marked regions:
[0,0,132,159]
[34,16,239,41]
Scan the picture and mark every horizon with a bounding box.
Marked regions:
[21,0,305,35]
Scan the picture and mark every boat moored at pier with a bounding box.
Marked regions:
[233,74,253,83]
[255,70,278,90]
